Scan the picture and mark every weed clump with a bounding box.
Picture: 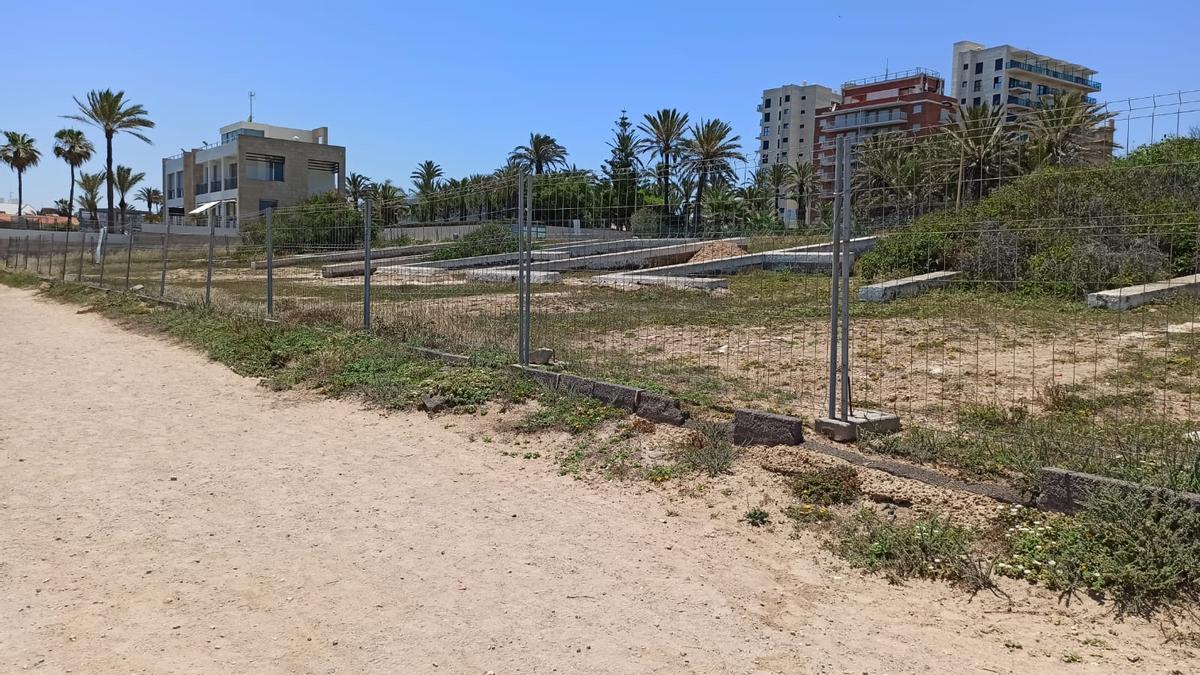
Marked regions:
[517,392,625,434]
[787,465,861,506]
[679,421,738,476]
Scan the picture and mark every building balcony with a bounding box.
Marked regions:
[820,111,907,131]
[224,177,238,190]
[196,182,208,195]
[1006,60,1101,91]
[209,180,221,193]
[1008,78,1032,92]
[1007,95,1041,109]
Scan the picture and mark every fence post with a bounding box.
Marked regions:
[159,219,170,297]
[204,218,215,306]
[60,231,69,281]
[98,233,107,286]
[265,208,274,316]
[522,172,533,363]
[77,230,87,283]
[35,236,42,275]
[516,171,528,364]
[362,201,372,329]
[125,230,135,290]
[827,136,844,420]
[838,141,853,422]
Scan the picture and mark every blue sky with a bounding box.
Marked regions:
[4,0,1197,209]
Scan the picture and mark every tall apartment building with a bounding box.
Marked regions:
[757,83,840,169]
[757,83,840,222]
[950,41,1101,114]
[814,68,954,192]
[163,120,346,228]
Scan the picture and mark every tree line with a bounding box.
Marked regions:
[1,89,159,233]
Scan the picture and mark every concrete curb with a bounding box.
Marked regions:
[1037,467,1200,514]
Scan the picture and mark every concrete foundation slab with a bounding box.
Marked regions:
[733,409,804,446]
[1087,274,1200,310]
[591,274,728,290]
[814,410,901,442]
[254,243,445,271]
[859,270,963,302]
[528,238,747,272]
[372,266,451,280]
[463,269,563,284]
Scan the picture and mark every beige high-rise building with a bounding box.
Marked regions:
[757,83,840,171]
[950,41,1101,114]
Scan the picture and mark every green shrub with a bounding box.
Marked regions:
[239,192,371,251]
[680,421,738,476]
[517,391,625,434]
[428,223,518,261]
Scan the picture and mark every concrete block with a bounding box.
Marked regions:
[859,270,962,303]
[529,348,554,365]
[1037,467,1200,514]
[636,391,688,425]
[591,273,728,290]
[592,381,642,411]
[814,410,901,442]
[409,346,470,366]
[558,374,595,397]
[463,269,563,284]
[1087,274,1200,310]
[372,265,451,280]
[511,365,560,389]
[732,409,804,446]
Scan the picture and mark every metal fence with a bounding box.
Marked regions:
[4,89,1199,493]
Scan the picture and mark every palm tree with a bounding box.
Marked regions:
[638,109,690,209]
[0,132,41,223]
[765,163,790,220]
[345,172,371,207]
[52,129,94,230]
[942,104,1020,206]
[786,160,819,226]
[508,133,568,174]
[136,186,162,218]
[682,119,745,231]
[54,198,73,217]
[1022,92,1118,168]
[65,89,154,240]
[114,165,145,233]
[76,171,105,223]
[410,160,443,221]
[369,179,406,225]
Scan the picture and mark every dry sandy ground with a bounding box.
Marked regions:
[0,285,1196,674]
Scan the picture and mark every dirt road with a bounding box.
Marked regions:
[0,285,1193,674]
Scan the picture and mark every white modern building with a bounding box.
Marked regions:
[950,41,1101,113]
[163,120,345,229]
[757,83,840,170]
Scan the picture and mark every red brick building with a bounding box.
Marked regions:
[814,68,955,193]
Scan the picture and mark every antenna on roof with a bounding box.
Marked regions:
[248,91,256,122]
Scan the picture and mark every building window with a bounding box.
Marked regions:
[782,109,789,116]
[973,97,981,106]
[961,80,967,91]
[781,137,789,144]
[973,79,982,92]
[763,98,771,108]
[801,95,806,100]
[761,154,768,164]
[762,140,769,150]
[962,62,969,70]
[994,58,1003,70]
[763,112,770,122]
[763,126,770,135]
[994,76,1001,88]
[992,93,1001,106]
[781,122,789,130]
[246,155,285,181]
[974,62,983,74]
[784,94,791,102]
[780,152,787,160]
[960,98,967,104]
[912,103,922,113]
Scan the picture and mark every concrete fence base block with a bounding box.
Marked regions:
[636,391,688,425]
[1037,467,1200,514]
[558,374,595,397]
[733,409,804,446]
[814,410,901,442]
[511,365,561,390]
[409,346,471,366]
[592,381,641,412]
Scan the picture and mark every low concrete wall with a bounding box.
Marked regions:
[256,243,445,271]
[141,223,240,238]
[733,409,804,446]
[592,274,728,290]
[528,238,747,272]
[510,366,688,425]
[1086,274,1200,311]
[1037,467,1200,514]
[859,270,963,303]
[463,269,562,284]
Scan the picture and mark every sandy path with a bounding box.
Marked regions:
[0,285,1193,674]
